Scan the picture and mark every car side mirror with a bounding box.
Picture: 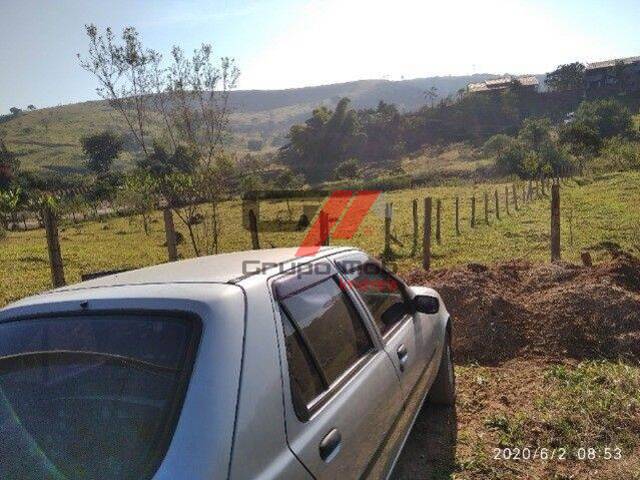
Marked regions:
[414,295,439,314]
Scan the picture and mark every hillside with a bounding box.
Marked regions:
[0,74,506,174]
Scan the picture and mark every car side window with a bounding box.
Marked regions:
[280,308,325,410]
[278,275,374,417]
[346,263,411,337]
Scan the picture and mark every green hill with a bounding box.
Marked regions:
[0,74,503,174]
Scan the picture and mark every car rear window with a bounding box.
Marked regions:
[0,313,199,480]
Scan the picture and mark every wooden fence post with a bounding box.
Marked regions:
[505,186,510,215]
[523,183,527,204]
[163,208,178,261]
[411,199,418,256]
[471,196,476,228]
[248,208,261,250]
[423,198,432,271]
[384,203,392,256]
[320,211,329,246]
[455,196,460,236]
[513,183,519,210]
[484,191,489,224]
[551,183,561,262]
[435,199,442,244]
[541,176,547,196]
[43,205,66,287]
[495,190,500,220]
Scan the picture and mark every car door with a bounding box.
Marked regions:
[333,252,430,401]
[272,260,404,479]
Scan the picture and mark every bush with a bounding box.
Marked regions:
[482,134,515,157]
[595,137,640,172]
[559,121,603,156]
[334,158,361,180]
[575,99,634,139]
[495,141,530,177]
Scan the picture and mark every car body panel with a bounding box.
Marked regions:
[228,276,313,480]
[0,283,246,480]
[0,247,451,480]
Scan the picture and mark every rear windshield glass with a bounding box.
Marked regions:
[0,313,199,480]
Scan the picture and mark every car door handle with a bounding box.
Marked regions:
[397,344,408,371]
[319,428,342,462]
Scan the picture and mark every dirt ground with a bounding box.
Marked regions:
[393,252,640,479]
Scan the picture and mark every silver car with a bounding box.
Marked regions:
[0,247,454,480]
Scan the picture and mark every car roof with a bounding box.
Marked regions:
[54,246,354,291]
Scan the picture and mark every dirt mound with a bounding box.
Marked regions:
[405,253,640,364]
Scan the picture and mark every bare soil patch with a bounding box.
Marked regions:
[404,252,640,364]
[393,253,640,479]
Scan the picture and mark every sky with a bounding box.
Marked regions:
[1,0,639,113]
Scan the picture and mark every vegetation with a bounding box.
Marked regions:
[453,359,640,479]
[80,130,123,176]
[0,139,19,189]
[3,170,639,307]
[545,62,586,92]
[78,24,240,257]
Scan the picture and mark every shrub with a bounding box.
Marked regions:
[334,158,361,180]
[495,141,530,177]
[482,134,515,157]
[575,99,634,139]
[595,137,640,172]
[558,121,603,156]
[517,118,552,151]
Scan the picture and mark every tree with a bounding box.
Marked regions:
[574,99,634,139]
[27,105,36,111]
[80,131,123,176]
[358,101,406,162]
[334,158,361,180]
[79,24,239,256]
[116,171,157,234]
[0,139,19,190]
[0,187,22,230]
[279,98,364,183]
[424,86,438,107]
[558,121,603,157]
[275,168,304,219]
[517,118,552,152]
[9,107,22,116]
[495,141,531,177]
[545,63,585,92]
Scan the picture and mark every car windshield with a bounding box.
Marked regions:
[0,314,198,480]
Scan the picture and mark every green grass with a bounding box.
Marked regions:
[0,101,284,173]
[456,360,640,479]
[1,171,640,307]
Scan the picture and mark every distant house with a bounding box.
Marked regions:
[585,56,640,97]
[467,75,539,94]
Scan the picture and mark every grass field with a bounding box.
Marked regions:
[1,171,639,480]
[394,359,640,480]
[2,170,639,307]
[0,102,280,174]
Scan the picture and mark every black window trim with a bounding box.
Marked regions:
[274,273,377,422]
[0,308,203,480]
[334,256,416,340]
